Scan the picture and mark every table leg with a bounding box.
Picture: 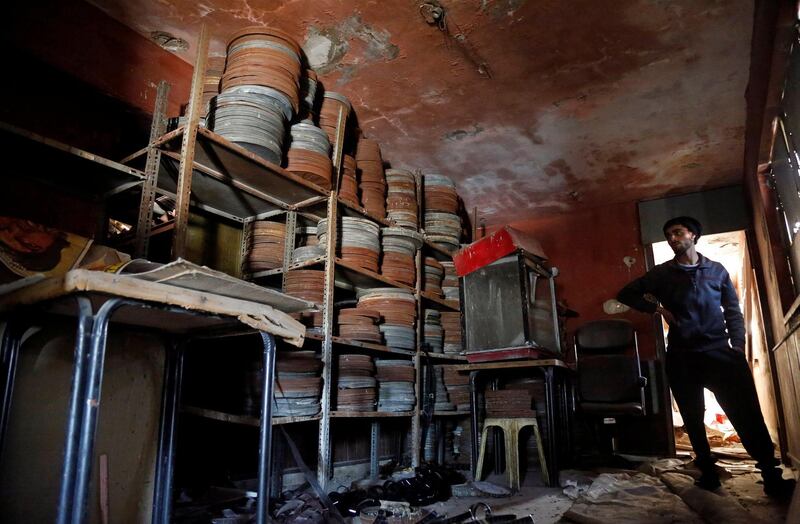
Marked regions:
[71,297,127,523]
[469,371,480,477]
[542,367,558,487]
[270,430,285,500]
[256,332,276,524]
[56,296,94,524]
[436,419,445,465]
[151,340,185,524]
[0,318,24,457]
[490,378,502,474]
[563,370,576,467]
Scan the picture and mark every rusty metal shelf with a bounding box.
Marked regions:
[248,255,328,279]
[305,332,416,357]
[182,405,321,426]
[0,121,146,200]
[420,352,467,362]
[433,411,471,417]
[330,411,414,418]
[122,126,329,222]
[419,291,460,311]
[422,237,456,260]
[334,257,416,292]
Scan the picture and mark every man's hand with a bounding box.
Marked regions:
[656,305,678,326]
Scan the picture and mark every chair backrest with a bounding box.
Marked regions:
[575,319,634,354]
[575,319,643,403]
[578,355,641,402]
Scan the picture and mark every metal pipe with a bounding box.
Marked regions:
[469,371,480,476]
[151,340,185,524]
[542,368,557,487]
[56,296,94,524]
[71,298,128,523]
[270,429,285,499]
[256,332,277,523]
[0,320,23,458]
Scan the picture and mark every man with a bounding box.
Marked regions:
[617,216,795,497]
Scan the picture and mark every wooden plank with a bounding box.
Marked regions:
[0,270,305,345]
[777,335,800,464]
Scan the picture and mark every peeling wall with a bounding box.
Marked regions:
[6,0,192,118]
[84,0,754,224]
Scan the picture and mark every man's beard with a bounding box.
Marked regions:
[671,242,690,256]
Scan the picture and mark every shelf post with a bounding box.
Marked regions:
[281,211,297,289]
[411,171,425,467]
[135,81,170,259]
[331,105,348,192]
[171,24,209,260]
[412,241,423,467]
[317,191,338,488]
[370,421,380,479]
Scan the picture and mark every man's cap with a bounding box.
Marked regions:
[663,216,702,243]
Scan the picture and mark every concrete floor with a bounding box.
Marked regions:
[424,487,572,523]
[423,471,572,523]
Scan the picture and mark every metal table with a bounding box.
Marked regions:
[451,359,574,487]
[0,270,306,523]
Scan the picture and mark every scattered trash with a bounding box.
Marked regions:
[470,481,512,497]
[564,472,703,523]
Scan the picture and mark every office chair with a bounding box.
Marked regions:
[574,319,647,456]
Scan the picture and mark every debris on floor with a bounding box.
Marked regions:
[562,472,703,524]
[558,455,793,524]
[660,471,758,524]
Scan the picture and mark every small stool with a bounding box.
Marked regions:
[475,417,549,490]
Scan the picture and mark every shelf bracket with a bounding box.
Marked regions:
[171,24,209,260]
[135,81,170,258]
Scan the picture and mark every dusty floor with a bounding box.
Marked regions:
[419,454,795,523]
[423,477,571,523]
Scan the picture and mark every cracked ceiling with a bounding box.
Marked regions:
[86,0,754,225]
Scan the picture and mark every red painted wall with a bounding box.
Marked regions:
[501,200,659,360]
[6,0,192,118]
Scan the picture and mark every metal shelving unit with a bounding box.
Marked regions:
[433,411,471,417]
[122,30,468,497]
[330,411,414,418]
[182,406,321,427]
[0,121,146,201]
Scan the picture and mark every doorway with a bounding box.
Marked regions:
[650,230,781,457]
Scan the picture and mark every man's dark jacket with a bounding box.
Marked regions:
[617,254,745,352]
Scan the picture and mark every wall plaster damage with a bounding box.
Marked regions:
[85,0,753,225]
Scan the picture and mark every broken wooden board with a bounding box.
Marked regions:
[0,270,306,345]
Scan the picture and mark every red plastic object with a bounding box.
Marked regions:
[453,226,547,277]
